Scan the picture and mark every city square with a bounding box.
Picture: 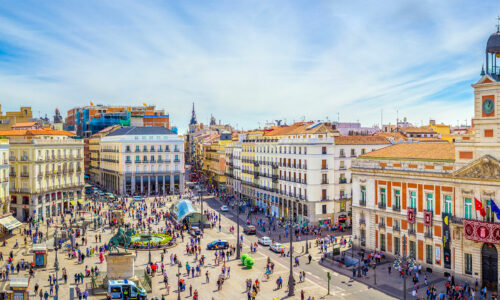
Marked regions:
[0,1,499,299]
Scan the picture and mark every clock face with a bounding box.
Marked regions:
[483,98,494,115]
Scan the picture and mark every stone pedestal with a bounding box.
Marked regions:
[106,252,136,280]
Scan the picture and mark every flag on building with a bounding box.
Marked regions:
[474,197,486,217]
[490,198,500,220]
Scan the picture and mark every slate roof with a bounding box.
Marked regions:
[106,126,175,136]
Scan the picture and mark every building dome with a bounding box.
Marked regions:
[486,31,500,53]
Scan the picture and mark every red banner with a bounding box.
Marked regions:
[424,210,433,226]
[407,208,415,224]
[463,219,500,244]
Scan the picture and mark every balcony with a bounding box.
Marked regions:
[392,205,401,212]
[174,159,180,163]
[125,160,132,164]
[321,180,329,185]
[339,178,347,184]
[20,172,29,178]
[378,202,386,209]
[359,199,366,206]
[378,223,385,229]
[9,172,16,177]
[321,165,328,170]
[424,232,433,239]
[359,219,366,225]
[174,149,180,153]
[20,156,29,161]
[451,216,463,225]
[9,156,15,161]
[408,229,416,235]
[393,226,400,232]
[135,149,141,153]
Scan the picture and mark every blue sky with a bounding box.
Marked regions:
[0,1,499,132]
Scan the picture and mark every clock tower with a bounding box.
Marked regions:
[455,25,500,164]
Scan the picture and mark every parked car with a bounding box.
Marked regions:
[207,239,229,250]
[220,205,229,212]
[243,225,256,235]
[189,226,201,236]
[258,236,272,246]
[270,243,285,253]
[132,196,144,201]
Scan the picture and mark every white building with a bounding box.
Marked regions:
[225,122,390,226]
[100,127,185,195]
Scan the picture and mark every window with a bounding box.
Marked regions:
[143,155,147,162]
[380,188,386,205]
[394,190,401,208]
[340,161,345,169]
[150,146,155,151]
[350,149,355,157]
[322,147,326,155]
[126,146,131,152]
[321,160,327,169]
[464,198,472,219]
[409,241,416,259]
[361,186,366,204]
[135,145,140,152]
[361,148,366,154]
[380,234,386,251]
[394,237,400,255]
[426,194,433,211]
[340,149,345,157]
[444,195,452,214]
[322,205,327,214]
[465,253,472,275]
[426,244,433,264]
[135,156,140,162]
[126,156,131,162]
[410,191,417,209]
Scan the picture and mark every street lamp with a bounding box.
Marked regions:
[288,205,295,297]
[177,261,182,300]
[305,221,309,254]
[218,211,221,232]
[236,196,241,259]
[148,226,152,264]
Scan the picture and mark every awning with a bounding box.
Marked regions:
[77,199,84,204]
[69,200,76,206]
[0,216,22,230]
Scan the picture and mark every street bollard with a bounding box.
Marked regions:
[327,272,331,295]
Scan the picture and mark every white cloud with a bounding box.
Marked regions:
[0,0,498,132]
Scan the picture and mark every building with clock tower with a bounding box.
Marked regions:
[455,26,500,164]
[351,26,500,293]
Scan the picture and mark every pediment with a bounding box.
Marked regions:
[453,155,500,180]
[475,74,497,85]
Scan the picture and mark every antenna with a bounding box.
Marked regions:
[337,112,340,123]
[497,16,500,32]
[380,109,383,129]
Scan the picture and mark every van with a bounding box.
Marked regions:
[107,279,147,300]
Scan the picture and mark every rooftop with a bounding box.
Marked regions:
[0,128,75,136]
[359,142,455,162]
[334,135,390,145]
[105,126,176,136]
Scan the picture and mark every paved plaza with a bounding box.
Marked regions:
[0,193,394,300]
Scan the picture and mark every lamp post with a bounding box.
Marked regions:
[305,222,309,254]
[148,226,152,264]
[236,196,241,259]
[288,205,295,297]
[402,235,408,300]
[53,228,59,268]
[177,261,182,300]
[218,211,221,232]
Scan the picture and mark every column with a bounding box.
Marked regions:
[140,176,144,194]
[170,174,174,193]
[131,175,136,194]
[147,176,151,195]
[162,176,166,194]
[155,176,158,194]
[180,174,185,193]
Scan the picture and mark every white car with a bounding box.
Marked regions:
[258,236,272,246]
[270,243,285,253]
[220,205,229,212]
